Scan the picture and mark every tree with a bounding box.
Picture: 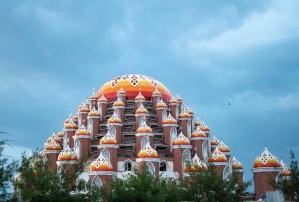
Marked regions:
[0,137,19,201]
[13,150,101,202]
[99,164,182,202]
[273,149,299,201]
[180,164,252,202]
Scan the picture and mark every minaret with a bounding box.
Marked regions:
[113,97,125,122]
[135,119,154,157]
[190,126,208,161]
[44,132,61,172]
[176,94,183,114]
[217,140,231,161]
[64,117,78,148]
[151,87,162,110]
[107,111,123,143]
[162,112,178,153]
[231,156,244,186]
[199,120,210,139]
[89,88,98,110]
[172,132,192,179]
[135,103,149,130]
[136,141,160,178]
[280,159,291,180]
[155,98,168,126]
[210,135,220,153]
[98,129,118,170]
[208,147,228,177]
[252,146,282,200]
[56,144,78,171]
[178,105,192,139]
[88,153,114,186]
[98,93,108,120]
[78,100,90,127]
[134,91,145,112]
[184,153,208,173]
[74,124,92,159]
[87,107,101,140]
[116,86,127,106]
[168,95,179,119]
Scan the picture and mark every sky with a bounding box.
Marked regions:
[1,0,299,191]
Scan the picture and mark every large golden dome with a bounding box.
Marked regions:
[96,74,172,101]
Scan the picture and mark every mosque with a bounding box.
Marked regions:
[39,74,290,200]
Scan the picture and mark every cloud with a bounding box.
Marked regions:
[172,0,299,56]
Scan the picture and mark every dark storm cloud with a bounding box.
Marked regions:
[0,0,299,191]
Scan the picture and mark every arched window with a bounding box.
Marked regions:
[88,118,93,136]
[147,162,155,174]
[175,106,179,119]
[170,127,177,150]
[162,109,167,121]
[92,176,102,187]
[63,132,67,149]
[74,139,80,159]
[98,103,102,116]
[202,140,208,163]
[141,137,149,149]
[115,108,120,117]
[182,149,191,172]
[140,115,146,127]
[77,180,86,191]
[109,126,116,139]
[125,162,132,171]
[160,162,167,171]
[57,165,63,174]
[101,149,110,162]
[78,113,82,128]
[187,120,191,139]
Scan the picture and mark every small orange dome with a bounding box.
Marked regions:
[64,118,78,130]
[194,117,200,127]
[135,92,145,101]
[90,89,97,99]
[117,86,126,95]
[72,113,78,121]
[57,130,64,138]
[208,147,227,163]
[75,125,90,136]
[210,136,220,146]
[253,147,280,168]
[88,107,101,117]
[152,87,161,96]
[156,99,167,108]
[169,95,178,104]
[45,138,61,151]
[137,142,158,158]
[163,113,177,124]
[176,94,183,102]
[173,132,190,145]
[107,111,122,124]
[79,103,90,113]
[46,132,61,144]
[58,146,78,161]
[89,153,113,171]
[280,159,291,177]
[136,123,153,133]
[98,94,108,103]
[178,112,191,119]
[199,121,210,131]
[135,104,149,114]
[100,132,117,145]
[191,127,206,138]
[217,140,230,152]
[185,154,208,172]
[232,156,243,169]
[113,97,125,107]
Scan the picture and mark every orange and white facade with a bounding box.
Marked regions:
[38,74,271,189]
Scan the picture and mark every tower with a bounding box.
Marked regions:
[252,146,282,200]
[190,126,208,162]
[44,132,61,172]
